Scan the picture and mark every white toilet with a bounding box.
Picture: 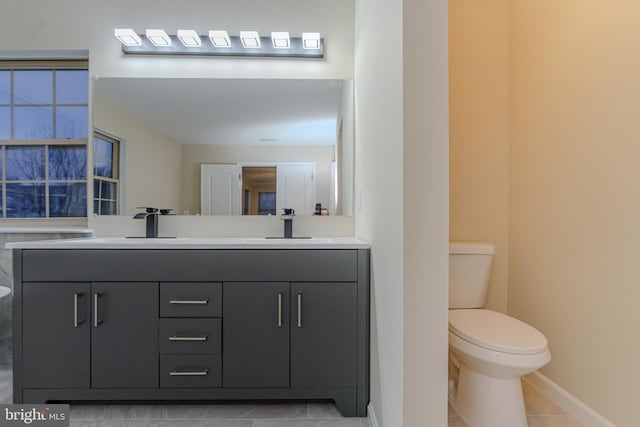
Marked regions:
[448,242,551,427]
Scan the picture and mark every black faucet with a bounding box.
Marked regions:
[281,208,295,239]
[134,207,176,238]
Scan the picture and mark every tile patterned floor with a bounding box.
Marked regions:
[1,367,582,426]
[0,367,368,427]
[449,378,583,427]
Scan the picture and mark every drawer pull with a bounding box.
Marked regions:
[169,335,209,341]
[169,369,209,376]
[277,293,283,328]
[94,292,103,327]
[169,299,209,305]
[73,293,83,328]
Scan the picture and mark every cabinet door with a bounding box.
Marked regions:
[223,282,290,388]
[291,283,357,388]
[91,282,158,388]
[22,282,90,388]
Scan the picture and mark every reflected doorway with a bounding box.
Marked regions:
[242,167,276,215]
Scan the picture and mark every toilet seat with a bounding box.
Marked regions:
[449,309,548,355]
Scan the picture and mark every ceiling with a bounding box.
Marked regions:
[94,78,346,146]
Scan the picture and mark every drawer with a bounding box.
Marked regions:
[159,319,221,354]
[160,283,222,317]
[160,354,221,388]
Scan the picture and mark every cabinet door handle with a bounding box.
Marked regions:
[169,369,209,376]
[93,292,103,327]
[73,293,83,327]
[297,293,302,328]
[169,299,209,305]
[277,293,283,327]
[169,335,208,341]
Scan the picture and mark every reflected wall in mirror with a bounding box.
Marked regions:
[93,78,354,217]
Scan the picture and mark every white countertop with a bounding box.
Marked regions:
[5,236,370,250]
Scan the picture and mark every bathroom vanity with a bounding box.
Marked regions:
[9,238,369,417]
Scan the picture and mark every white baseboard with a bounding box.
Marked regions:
[367,402,379,427]
[525,371,615,427]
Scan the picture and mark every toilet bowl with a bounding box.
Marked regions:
[448,243,550,427]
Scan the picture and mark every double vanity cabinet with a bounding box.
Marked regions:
[10,238,370,416]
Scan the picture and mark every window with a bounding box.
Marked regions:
[258,192,276,215]
[0,62,88,218]
[93,131,120,215]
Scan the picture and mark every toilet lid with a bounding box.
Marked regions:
[449,309,548,355]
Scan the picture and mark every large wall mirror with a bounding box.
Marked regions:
[93,78,354,217]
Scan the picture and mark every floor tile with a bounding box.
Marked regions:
[447,417,467,427]
[253,420,366,427]
[160,404,211,419]
[71,405,164,420]
[308,403,344,419]
[527,415,583,427]
[205,403,308,419]
[70,421,252,427]
[523,379,566,416]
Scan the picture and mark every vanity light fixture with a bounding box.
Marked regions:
[209,30,231,47]
[239,31,261,48]
[146,29,172,47]
[114,29,142,46]
[115,28,324,58]
[177,29,201,47]
[271,32,290,49]
[302,32,321,49]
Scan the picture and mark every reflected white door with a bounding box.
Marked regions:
[201,164,242,215]
[276,163,316,216]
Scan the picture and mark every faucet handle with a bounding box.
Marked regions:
[282,208,295,216]
[136,207,158,213]
[160,209,174,215]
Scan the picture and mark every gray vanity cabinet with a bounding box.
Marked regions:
[223,282,357,390]
[91,282,158,388]
[291,283,357,388]
[22,282,91,388]
[223,283,290,388]
[13,248,370,417]
[21,282,158,389]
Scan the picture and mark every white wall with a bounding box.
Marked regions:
[355,0,449,426]
[0,0,353,80]
[402,1,449,426]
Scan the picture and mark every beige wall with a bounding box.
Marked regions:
[509,2,640,425]
[449,0,510,312]
[355,0,449,426]
[93,98,182,216]
[181,144,333,215]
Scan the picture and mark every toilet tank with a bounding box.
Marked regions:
[449,242,495,309]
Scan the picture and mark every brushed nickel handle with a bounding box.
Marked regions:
[169,369,209,376]
[297,293,302,328]
[169,335,208,341]
[73,293,83,327]
[94,292,103,327]
[277,293,283,328]
[169,299,209,305]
